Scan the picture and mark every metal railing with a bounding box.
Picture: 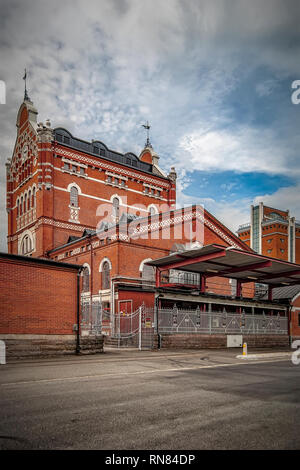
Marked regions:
[157,308,288,335]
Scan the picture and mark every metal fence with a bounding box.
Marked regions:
[81,296,102,334]
[157,308,288,335]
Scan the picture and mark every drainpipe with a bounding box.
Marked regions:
[111,278,115,336]
[76,267,83,354]
[288,304,292,347]
[156,294,162,349]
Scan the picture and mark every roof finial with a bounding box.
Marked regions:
[142,121,152,148]
[23,68,30,101]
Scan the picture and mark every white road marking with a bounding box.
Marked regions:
[0,357,290,387]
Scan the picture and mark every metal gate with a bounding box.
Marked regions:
[139,306,155,350]
[113,304,155,349]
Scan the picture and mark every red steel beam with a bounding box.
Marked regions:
[205,260,272,278]
[257,269,300,281]
[159,249,227,271]
[277,279,300,287]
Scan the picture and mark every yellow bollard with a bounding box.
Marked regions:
[242,342,247,357]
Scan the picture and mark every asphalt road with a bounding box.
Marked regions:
[0,348,299,450]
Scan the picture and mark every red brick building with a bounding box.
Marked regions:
[6,96,252,332]
[5,95,299,346]
[6,96,176,257]
[237,202,300,263]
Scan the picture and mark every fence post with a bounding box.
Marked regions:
[138,306,142,351]
[0,340,6,365]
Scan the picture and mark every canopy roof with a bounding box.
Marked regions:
[147,244,300,287]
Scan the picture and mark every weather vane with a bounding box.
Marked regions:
[142,121,152,148]
[23,68,29,101]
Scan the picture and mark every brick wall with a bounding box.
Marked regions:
[0,254,106,358]
[0,256,78,335]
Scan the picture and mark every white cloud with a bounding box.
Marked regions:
[0,0,300,251]
[254,184,300,221]
[176,182,251,234]
[176,125,300,177]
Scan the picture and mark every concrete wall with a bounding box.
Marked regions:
[0,334,104,360]
[159,333,289,349]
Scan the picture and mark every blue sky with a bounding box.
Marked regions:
[0,0,300,250]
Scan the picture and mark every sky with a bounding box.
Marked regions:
[0,0,300,251]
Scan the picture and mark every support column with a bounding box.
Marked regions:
[236,280,242,297]
[268,285,273,302]
[200,275,206,293]
[155,268,161,288]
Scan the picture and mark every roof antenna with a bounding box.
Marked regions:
[23,68,30,101]
[142,121,152,148]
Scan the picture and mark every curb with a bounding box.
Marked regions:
[236,352,292,360]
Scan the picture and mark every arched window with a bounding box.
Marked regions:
[32,187,36,207]
[112,197,120,220]
[70,186,79,207]
[20,196,23,215]
[149,206,157,216]
[102,261,111,289]
[28,190,31,210]
[140,259,155,283]
[17,199,20,217]
[24,194,27,213]
[21,234,32,255]
[142,263,155,282]
[82,266,90,292]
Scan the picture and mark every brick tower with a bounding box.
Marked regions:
[6,96,177,257]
